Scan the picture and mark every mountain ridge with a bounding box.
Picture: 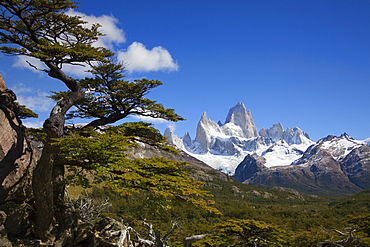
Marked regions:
[165,101,314,174]
[165,102,370,197]
[234,134,370,197]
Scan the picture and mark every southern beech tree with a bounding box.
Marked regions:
[197,219,287,247]
[0,0,215,244]
[0,0,112,241]
[54,122,218,214]
[50,61,217,214]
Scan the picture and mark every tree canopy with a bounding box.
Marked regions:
[198,219,287,247]
[50,60,185,128]
[54,122,220,214]
[0,1,215,244]
[0,0,112,70]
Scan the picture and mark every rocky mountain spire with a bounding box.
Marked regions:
[259,123,311,145]
[165,101,315,174]
[259,123,284,142]
[195,112,221,153]
[225,102,259,138]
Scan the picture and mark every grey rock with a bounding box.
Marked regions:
[233,154,267,182]
[1,202,33,237]
[182,131,193,149]
[210,138,238,155]
[259,123,284,142]
[260,123,310,145]
[0,77,38,204]
[341,145,370,189]
[195,112,223,153]
[225,101,259,138]
[283,127,311,145]
[0,211,13,246]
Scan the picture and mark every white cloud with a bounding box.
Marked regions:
[61,63,93,78]
[17,94,53,112]
[65,9,126,49]
[11,84,54,112]
[13,56,47,73]
[13,55,92,79]
[117,42,179,73]
[167,123,176,132]
[22,121,44,128]
[10,83,35,94]
[11,11,179,75]
[132,114,170,124]
[12,10,126,77]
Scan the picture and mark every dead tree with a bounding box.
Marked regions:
[317,228,358,247]
[183,234,208,247]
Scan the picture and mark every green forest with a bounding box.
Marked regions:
[67,167,370,246]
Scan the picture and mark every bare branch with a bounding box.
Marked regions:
[26,60,48,72]
[183,234,208,247]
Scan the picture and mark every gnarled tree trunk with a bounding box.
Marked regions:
[32,65,85,242]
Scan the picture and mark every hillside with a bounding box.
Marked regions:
[94,142,370,246]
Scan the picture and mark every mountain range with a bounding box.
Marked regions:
[165,102,370,197]
[165,102,314,174]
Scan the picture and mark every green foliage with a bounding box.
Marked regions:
[290,229,334,247]
[103,121,179,153]
[55,122,220,214]
[348,214,370,236]
[346,214,370,245]
[50,61,184,126]
[13,101,38,119]
[83,172,370,246]
[26,127,47,146]
[328,190,370,217]
[197,219,287,246]
[0,0,112,68]
[0,89,38,118]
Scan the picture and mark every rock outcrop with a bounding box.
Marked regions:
[224,101,259,139]
[341,145,370,190]
[0,75,39,240]
[233,154,267,183]
[0,75,6,91]
[259,123,284,142]
[259,123,311,145]
[194,112,221,153]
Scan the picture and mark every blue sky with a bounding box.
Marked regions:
[1,0,369,141]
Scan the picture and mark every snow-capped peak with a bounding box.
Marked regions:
[318,134,362,161]
[224,101,259,139]
[165,102,315,175]
[358,137,370,146]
